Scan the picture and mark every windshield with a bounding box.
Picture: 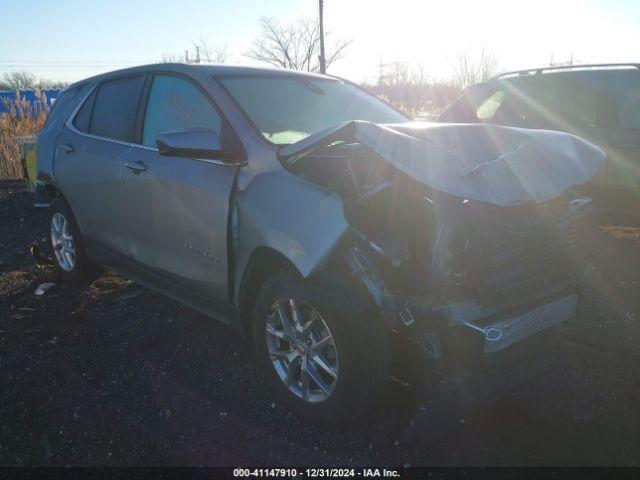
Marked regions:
[218,75,408,144]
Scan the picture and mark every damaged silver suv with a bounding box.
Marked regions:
[35,64,604,422]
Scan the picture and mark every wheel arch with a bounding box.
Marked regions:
[40,184,88,241]
[238,246,299,338]
[42,183,64,200]
[237,244,376,339]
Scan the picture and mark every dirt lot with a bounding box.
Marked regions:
[1,179,639,466]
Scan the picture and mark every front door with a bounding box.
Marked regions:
[121,73,240,303]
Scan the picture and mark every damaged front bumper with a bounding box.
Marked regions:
[343,235,591,360]
[448,292,578,354]
[279,120,602,362]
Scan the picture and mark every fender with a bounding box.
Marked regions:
[232,169,349,306]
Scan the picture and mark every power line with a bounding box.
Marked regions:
[0,65,142,69]
[0,61,153,74]
[0,60,149,64]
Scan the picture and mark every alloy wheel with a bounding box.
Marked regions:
[265,298,339,403]
[50,212,75,271]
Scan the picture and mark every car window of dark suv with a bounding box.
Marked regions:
[88,74,145,142]
[475,77,562,129]
[475,72,627,133]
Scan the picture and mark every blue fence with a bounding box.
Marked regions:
[0,90,60,114]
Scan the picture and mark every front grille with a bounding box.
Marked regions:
[482,294,578,353]
[468,200,582,309]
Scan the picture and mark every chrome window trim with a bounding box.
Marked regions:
[66,81,244,167]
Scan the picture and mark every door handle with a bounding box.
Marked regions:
[59,143,74,154]
[124,161,148,173]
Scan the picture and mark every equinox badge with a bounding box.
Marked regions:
[184,243,218,263]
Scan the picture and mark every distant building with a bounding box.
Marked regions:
[0,90,60,114]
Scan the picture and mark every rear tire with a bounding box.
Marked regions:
[48,198,100,285]
[252,267,390,424]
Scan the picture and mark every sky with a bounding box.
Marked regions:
[1,0,639,84]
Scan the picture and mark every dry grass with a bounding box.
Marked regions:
[0,90,49,179]
[601,226,640,246]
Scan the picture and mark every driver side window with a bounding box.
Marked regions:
[142,74,223,147]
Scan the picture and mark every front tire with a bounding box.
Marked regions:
[48,198,99,285]
[252,267,390,423]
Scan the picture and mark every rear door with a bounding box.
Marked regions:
[36,83,88,183]
[120,73,241,302]
[54,74,146,257]
[600,71,640,201]
[607,128,640,201]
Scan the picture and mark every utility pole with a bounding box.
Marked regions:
[318,0,326,74]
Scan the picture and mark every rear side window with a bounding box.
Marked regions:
[141,74,222,147]
[73,89,96,133]
[476,71,640,131]
[89,75,145,142]
[474,79,560,129]
[476,91,505,120]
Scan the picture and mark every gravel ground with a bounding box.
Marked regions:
[1,179,639,466]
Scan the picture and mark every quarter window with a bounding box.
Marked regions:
[142,75,222,147]
[89,75,145,142]
[73,89,96,133]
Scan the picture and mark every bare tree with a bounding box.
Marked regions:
[246,16,350,73]
[365,61,462,119]
[0,72,66,91]
[161,51,187,63]
[452,47,500,87]
[161,39,229,64]
[36,78,68,90]
[193,38,229,63]
[1,71,37,90]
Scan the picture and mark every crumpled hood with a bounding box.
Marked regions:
[279,120,606,206]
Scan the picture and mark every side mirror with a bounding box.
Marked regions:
[156,127,238,161]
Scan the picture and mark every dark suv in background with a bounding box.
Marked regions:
[439,64,640,213]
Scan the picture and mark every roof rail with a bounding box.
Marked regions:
[493,63,640,79]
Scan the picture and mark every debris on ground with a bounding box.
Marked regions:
[115,286,144,301]
[34,282,56,296]
[28,242,54,269]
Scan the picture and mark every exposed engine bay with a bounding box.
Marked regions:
[279,121,604,358]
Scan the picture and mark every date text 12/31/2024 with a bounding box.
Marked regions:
[233,468,401,478]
